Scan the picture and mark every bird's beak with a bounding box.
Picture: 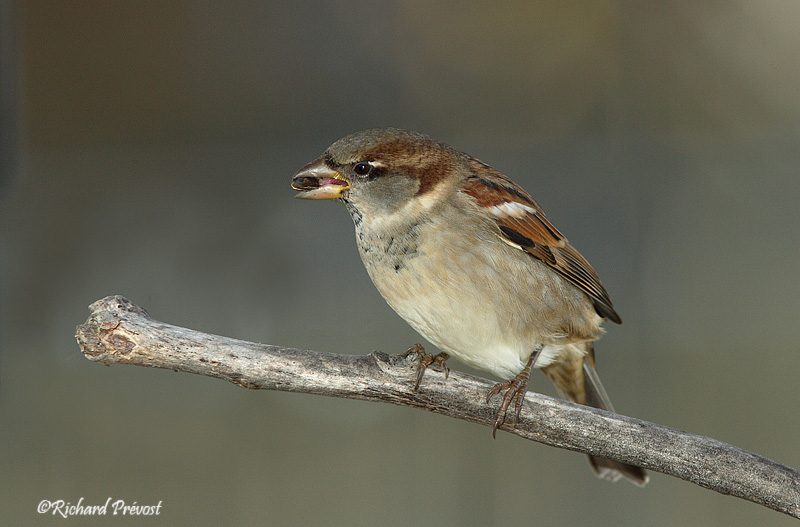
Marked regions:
[291,157,351,199]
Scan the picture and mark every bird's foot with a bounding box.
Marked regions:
[404,344,450,391]
[486,346,541,438]
[486,372,531,438]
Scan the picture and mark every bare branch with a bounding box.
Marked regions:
[76,295,800,519]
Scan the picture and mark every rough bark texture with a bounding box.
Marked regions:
[76,296,800,519]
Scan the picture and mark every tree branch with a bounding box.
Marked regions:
[76,295,800,519]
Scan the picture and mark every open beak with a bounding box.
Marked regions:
[291,157,350,200]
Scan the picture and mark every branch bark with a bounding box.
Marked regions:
[76,295,800,519]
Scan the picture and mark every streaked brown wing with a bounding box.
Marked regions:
[462,161,621,324]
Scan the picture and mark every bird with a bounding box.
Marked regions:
[291,127,647,486]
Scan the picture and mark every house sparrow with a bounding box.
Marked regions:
[291,127,647,486]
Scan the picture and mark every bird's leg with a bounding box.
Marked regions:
[404,344,450,391]
[486,345,543,438]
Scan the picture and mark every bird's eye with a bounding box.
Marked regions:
[353,162,373,176]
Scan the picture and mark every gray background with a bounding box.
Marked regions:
[2,2,799,526]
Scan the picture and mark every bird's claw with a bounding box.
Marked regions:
[487,377,529,438]
[486,347,540,438]
[404,344,450,391]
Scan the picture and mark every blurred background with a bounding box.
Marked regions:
[2,2,799,525]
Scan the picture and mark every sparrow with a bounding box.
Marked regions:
[291,127,647,486]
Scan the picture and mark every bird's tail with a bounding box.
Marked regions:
[541,343,648,486]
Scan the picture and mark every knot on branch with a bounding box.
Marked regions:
[75,295,150,363]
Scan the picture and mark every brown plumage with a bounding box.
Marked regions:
[291,127,647,486]
[461,162,621,324]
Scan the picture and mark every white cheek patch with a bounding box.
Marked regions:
[413,180,450,210]
[489,201,537,218]
[366,179,447,231]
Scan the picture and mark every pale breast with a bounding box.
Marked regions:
[352,202,603,379]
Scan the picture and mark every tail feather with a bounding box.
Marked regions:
[542,343,648,486]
